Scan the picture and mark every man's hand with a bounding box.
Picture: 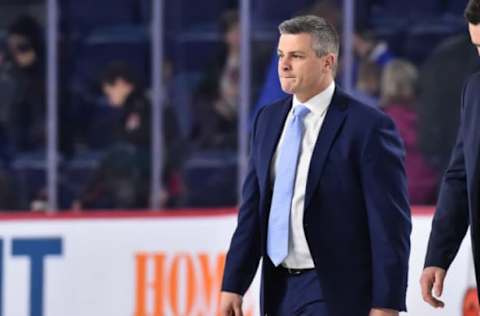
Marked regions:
[219,291,243,316]
[369,308,399,316]
[420,266,446,308]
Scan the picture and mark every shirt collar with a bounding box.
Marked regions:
[292,81,335,116]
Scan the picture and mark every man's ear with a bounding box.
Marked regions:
[323,53,337,73]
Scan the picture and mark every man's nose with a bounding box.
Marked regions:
[280,59,291,71]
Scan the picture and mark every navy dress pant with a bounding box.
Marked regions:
[268,268,329,316]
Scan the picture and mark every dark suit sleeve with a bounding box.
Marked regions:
[221,109,263,295]
[424,82,469,270]
[360,114,412,311]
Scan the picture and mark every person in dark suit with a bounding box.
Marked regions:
[421,0,480,309]
[220,15,411,316]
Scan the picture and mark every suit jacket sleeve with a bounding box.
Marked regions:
[221,109,263,295]
[360,114,412,311]
[424,81,470,270]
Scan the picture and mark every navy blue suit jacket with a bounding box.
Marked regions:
[425,72,480,297]
[222,87,411,316]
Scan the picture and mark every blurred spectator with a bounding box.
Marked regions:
[348,29,395,107]
[73,61,184,210]
[97,61,151,148]
[353,30,394,68]
[380,59,438,204]
[5,15,46,153]
[0,15,47,212]
[191,10,240,150]
[354,59,381,106]
[417,33,480,173]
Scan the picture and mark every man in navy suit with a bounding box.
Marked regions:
[220,15,411,316]
[421,0,480,310]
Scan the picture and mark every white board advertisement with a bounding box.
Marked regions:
[0,209,475,316]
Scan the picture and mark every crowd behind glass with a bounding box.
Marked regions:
[0,0,475,212]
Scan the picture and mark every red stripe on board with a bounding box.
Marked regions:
[0,208,238,221]
[0,205,435,221]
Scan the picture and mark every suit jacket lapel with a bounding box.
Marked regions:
[258,97,292,195]
[304,88,348,211]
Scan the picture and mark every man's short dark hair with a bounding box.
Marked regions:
[8,15,43,54]
[278,15,339,58]
[219,9,239,35]
[465,0,480,25]
[100,61,138,87]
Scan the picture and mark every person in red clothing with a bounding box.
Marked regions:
[380,58,438,204]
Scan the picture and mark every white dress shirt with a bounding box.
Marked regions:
[271,81,335,268]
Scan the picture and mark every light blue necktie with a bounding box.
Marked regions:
[267,104,310,267]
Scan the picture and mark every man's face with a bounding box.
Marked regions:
[277,33,335,102]
[225,23,240,52]
[7,34,36,68]
[102,78,134,107]
[469,23,480,55]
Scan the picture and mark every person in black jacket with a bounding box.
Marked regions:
[73,61,184,210]
[421,0,480,309]
[191,10,240,150]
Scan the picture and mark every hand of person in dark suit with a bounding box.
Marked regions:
[420,266,446,308]
[219,291,243,316]
[369,308,399,316]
